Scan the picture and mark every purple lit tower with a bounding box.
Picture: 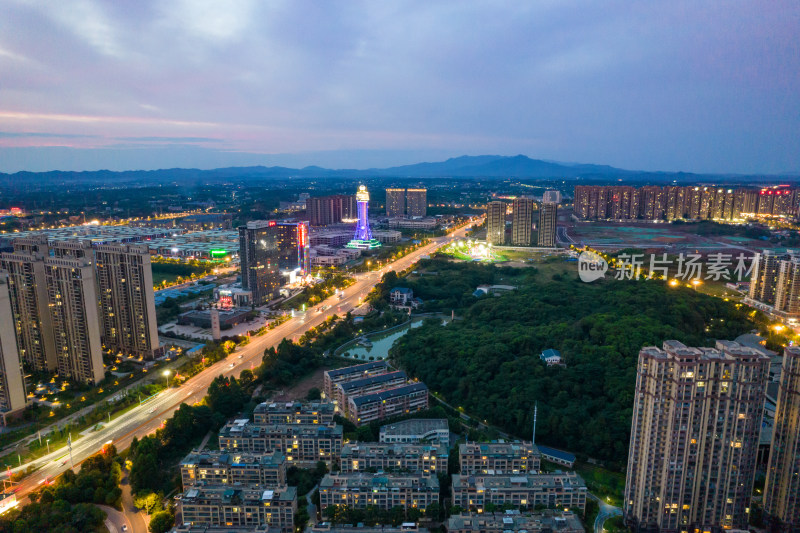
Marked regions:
[346,185,381,249]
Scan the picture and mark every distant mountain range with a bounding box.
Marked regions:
[0,155,795,187]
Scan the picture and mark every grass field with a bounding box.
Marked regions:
[152,272,181,286]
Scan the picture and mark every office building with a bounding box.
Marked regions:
[764,346,800,530]
[486,201,505,245]
[511,198,534,246]
[537,202,557,247]
[386,189,406,218]
[319,473,439,512]
[379,419,450,447]
[46,241,105,384]
[406,189,427,217]
[459,442,541,475]
[451,473,587,513]
[180,450,287,488]
[218,420,342,464]
[542,190,562,204]
[323,361,392,399]
[178,485,296,533]
[0,237,57,372]
[446,511,585,533]
[747,250,800,318]
[239,221,308,306]
[339,443,448,475]
[253,401,335,425]
[0,272,26,420]
[308,195,356,226]
[624,340,769,532]
[346,382,429,425]
[94,243,160,359]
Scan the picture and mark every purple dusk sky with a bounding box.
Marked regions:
[0,1,798,174]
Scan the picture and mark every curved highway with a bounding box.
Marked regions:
[8,220,478,502]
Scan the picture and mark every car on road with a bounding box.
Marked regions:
[237,354,243,359]
[148,407,156,413]
[229,363,235,368]
[122,525,128,531]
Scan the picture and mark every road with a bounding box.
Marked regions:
[98,504,132,533]
[590,494,622,533]
[7,219,477,503]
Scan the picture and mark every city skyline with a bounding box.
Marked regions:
[0,2,798,174]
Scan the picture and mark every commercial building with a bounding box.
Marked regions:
[459,442,541,475]
[537,202,557,248]
[0,272,26,420]
[319,473,439,511]
[180,451,287,488]
[406,189,427,218]
[339,443,448,475]
[446,511,584,533]
[511,198,535,246]
[624,340,770,532]
[451,473,587,513]
[178,485,296,533]
[486,201,506,245]
[238,221,309,306]
[386,189,406,218]
[387,218,437,230]
[0,237,57,372]
[764,346,800,530]
[47,241,105,384]
[218,420,343,464]
[747,249,800,318]
[94,243,161,359]
[253,401,335,425]
[308,195,357,226]
[380,419,450,447]
[346,382,429,425]
[324,361,392,399]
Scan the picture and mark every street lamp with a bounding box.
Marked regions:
[46,439,50,455]
[163,370,171,388]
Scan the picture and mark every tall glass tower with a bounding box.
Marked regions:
[346,185,381,249]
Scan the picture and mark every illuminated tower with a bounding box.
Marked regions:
[347,185,381,249]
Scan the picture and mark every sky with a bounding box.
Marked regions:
[0,1,798,174]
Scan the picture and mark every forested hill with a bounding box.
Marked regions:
[385,259,760,467]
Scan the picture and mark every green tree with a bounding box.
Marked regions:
[149,510,175,533]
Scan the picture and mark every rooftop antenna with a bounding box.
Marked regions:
[532,402,538,446]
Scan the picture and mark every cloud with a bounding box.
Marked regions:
[0,131,98,139]
[114,136,223,143]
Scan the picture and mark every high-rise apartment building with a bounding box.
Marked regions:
[624,340,769,532]
[406,188,427,217]
[575,185,798,222]
[537,202,557,247]
[486,201,505,245]
[0,272,26,420]
[542,190,562,204]
[46,241,105,384]
[386,188,406,218]
[511,198,534,246]
[764,346,800,530]
[0,237,57,372]
[94,244,160,359]
[748,250,800,318]
[307,195,356,226]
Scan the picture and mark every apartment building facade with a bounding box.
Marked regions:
[0,272,26,418]
[339,443,448,475]
[179,485,296,533]
[764,346,800,530]
[253,401,335,425]
[451,473,587,513]
[459,442,541,475]
[319,473,439,511]
[180,451,287,488]
[624,340,769,532]
[217,420,343,464]
[346,382,429,425]
[323,361,391,399]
